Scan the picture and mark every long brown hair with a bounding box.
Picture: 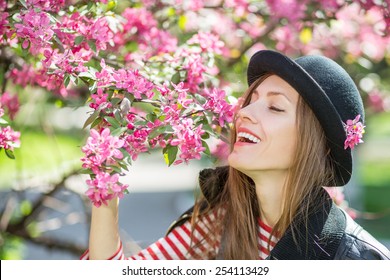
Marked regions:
[191,74,335,259]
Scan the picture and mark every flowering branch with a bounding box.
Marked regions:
[1,0,389,208]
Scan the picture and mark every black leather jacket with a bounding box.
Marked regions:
[334,210,389,260]
[167,168,390,260]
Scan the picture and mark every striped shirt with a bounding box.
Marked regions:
[81,213,277,260]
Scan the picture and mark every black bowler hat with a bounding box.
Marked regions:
[247,50,365,186]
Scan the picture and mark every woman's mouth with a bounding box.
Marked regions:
[236,132,261,144]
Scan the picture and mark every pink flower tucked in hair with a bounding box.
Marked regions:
[343,114,365,150]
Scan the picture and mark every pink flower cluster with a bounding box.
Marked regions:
[15,9,54,55]
[170,119,206,165]
[202,88,234,127]
[0,125,21,151]
[95,60,155,99]
[25,0,65,12]
[187,32,225,55]
[0,92,20,121]
[112,69,154,99]
[81,128,128,207]
[265,0,309,23]
[343,115,365,150]
[123,126,150,161]
[120,7,178,58]
[86,172,127,208]
[0,9,9,41]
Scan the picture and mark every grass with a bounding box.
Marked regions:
[0,130,83,189]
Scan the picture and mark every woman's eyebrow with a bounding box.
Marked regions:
[267,91,291,103]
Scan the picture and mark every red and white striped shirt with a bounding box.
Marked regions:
[81,212,277,260]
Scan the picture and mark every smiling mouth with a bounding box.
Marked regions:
[236,132,261,144]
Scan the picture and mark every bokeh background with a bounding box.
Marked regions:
[0,0,389,259]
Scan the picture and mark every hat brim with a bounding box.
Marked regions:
[247,50,352,186]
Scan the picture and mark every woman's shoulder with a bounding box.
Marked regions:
[335,209,390,260]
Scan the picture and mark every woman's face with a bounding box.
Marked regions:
[228,75,300,176]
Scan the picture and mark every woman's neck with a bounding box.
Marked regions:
[251,170,287,228]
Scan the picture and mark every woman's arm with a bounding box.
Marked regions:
[88,197,121,259]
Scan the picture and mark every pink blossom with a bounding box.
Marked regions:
[225,0,249,17]
[0,92,20,120]
[14,9,54,55]
[170,119,205,164]
[324,187,345,206]
[272,26,301,56]
[367,90,386,113]
[54,12,91,51]
[8,65,37,87]
[202,88,234,127]
[0,11,9,38]
[0,0,6,11]
[211,139,230,164]
[187,32,225,55]
[96,60,115,87]
[0,126,21,151]
[318,0,343,11]
[182,55,207,92]
[86,171,128,207]
[90,88,111,110]
[81,128,125,173]
[88,17,114,52]
[26,0,65,12]
[112,69,154,99]
[122,7,157,34]
[343,115,365,150]
[162,104,181,124]
[266,0,309,23]
[120,8,177,57]
[123,128,150,161]
[184,0,205,12]
[0,106,4,118]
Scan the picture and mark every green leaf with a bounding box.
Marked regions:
[201,132,210,139]
[19,0,27,9]
[148,126,166,139]
[75,36,84,46]
[111,98,122,106]
[105,117,121,129]
[110,165,122,174]
[0,118,8,125]
[79,71,96,80]
[114,110,122,122]
[88,40,97,53]
[78,169,95,175]
[111,127,127,137]
[163,145,178,166]
[64,74,70,88]
[5,149,15,159]
[83,109,100,129]
[171,72,181,84]
[90,117,103,128]
[202,140,211,156]
[89,81,98,93]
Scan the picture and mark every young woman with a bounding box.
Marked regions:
[82,50,390,260]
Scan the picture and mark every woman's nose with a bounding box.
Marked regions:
[237,105,258,124]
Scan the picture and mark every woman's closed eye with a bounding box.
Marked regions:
[269,105,285,112]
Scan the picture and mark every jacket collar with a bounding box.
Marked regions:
[267,189,346,260]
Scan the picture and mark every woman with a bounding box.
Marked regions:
[82,50,390,260]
